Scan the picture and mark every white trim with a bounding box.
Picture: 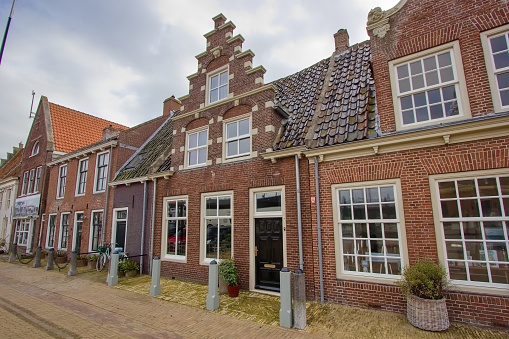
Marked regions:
[206,66,229,105]
[93,151,110,194]
[200,191,234,265]
[72,211,84,252]
[331,179,409,284]
[56,164,67,199]
[58,212,70,250]
[111,208,128,252]
[389,41,471,131]
[75,158,89,197]
[185,126,209,169]
[162,195,188,263]
[222,113,253,163]
[45,214,57,249]
[89,210,103,252]
[429,168,509,296]
[30,141,39,157]
[481,24,509,113]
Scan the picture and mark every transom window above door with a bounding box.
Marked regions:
[209,70,228,104]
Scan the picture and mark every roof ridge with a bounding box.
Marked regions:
[49,102,129,129]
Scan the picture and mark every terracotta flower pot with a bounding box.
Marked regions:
[227,284,240,297]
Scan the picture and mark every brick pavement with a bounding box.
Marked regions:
[0,261,312,338]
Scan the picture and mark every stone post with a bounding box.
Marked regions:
[149,256,161,297]
[45,248,54,271]
[8,243,16,263]
[279,267,293,328]
[68,251,77,276]
[33,246,42,268]
[107,253,119,286]
[206,260,219,311]
[293,269,307,330]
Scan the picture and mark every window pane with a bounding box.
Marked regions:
[177,200,186,218]
[427,88,441,104]
[167,220,176,255]
[189,150,197,166]
[490,35,508,53]
[218,222,232,259]
[353,204,366,219]
[219,71,228,85]
[439,66,454,82]
[352,189,364,203]
[446,241,464,259]
[382,203,396,219]
[238,137,250,154]
[416,107,429,122]
[198,130,207,146]
[460,199,480,217]
[227,122,237,139]
[443,222,461,239]
[340,206,352,220]
[210,89,218,103]
[366,188,379,203]
[429,104,444,120]
[206,198,217,216]
[437,51,452,67]
[369,223,383,238]
[411,74,425,90]
[339,190,351,204]
[494,52,509,70]
[238,119,250,136]
[501,177,509,194]
[444,101,459,116]
[167,201,176,218]
[218,196,231,216]
[497,72,509,89]
[463,222,482,240]
[492,264,509,284]
[409,60,423,75]
[380,187,394,202]
[210,74,219,88]
[400,95,413,110]
[342,224,354,237]
[256,192,281,212]
[384,223,398,239]
[477,178,498,196]
[355,223,368,238]
[198,148,207,164]
[219,85,228,100]
[458,180,476,197]
[397,64,409,79]
[481,198,502,217]
[399,78,411,93]
[227,141,238,157]
[442,85,457,101]
[441,200,459,218]
[413,92,427,107]
[343,239,355,253]
[484,222,504,240]
[206,220,218,259]
[367,204,381,219]
[402,110,414,124]
[501,90,509,106]
[423,56,437,71]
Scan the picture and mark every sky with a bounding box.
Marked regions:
[0,0,399,160]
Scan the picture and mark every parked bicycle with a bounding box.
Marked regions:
[96,243,126,271]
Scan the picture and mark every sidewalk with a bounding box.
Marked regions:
[0,257,507,338]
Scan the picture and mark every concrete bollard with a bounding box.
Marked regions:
[293,269,307,330]
[33,246,42,268]
[149,256,161,297]
[279,267,293,328]
[8,243,17,263]
[45,248,54,271]
[206,260,219,311]
[68,251,77,276]
[107,253,119,286]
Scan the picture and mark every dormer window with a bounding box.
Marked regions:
[208,69,228,104]
[31,141,39,156]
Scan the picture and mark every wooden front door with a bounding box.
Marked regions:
[255,217,283,291]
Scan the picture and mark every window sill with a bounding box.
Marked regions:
[161,256,187,264]
[222,154,252,164]
[447,280,509,297]
[337,272,401,285]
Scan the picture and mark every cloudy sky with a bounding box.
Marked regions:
[0,0,399,159]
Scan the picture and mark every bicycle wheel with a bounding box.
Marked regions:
[96,253,106,271]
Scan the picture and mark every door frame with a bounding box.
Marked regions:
[249,185,286,294]
[71,211,84,252]
[111,207,128,251]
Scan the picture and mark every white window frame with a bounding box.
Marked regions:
[58,212,70,250]
[429,169,509,295]
[162,196,188,262]
[207,66,229,104]
[481,24,509,112]
[222,113,252,163]
[27,169,35,194]
[89,210,103,252]
[71,212,84,252]
[57,165,67,199]
[111,208,128,251]
[15,219,30,246]
[46,214,57,249]
[332,179,409,284]
[30,141,39,157]
[389,41,470,130]
[185,127,209,169]
[93,151,109,193]
[200,191,233,265]
[75,158,88,196]
[34,166,42,193]
[21,171,29,196]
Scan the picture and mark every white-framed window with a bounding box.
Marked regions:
[94,152,109,193]
[390,41,469,129]
[186,128,208,168]
[431,170,508,290]
[57,165,67,198]
[31,141,39,156]
[112,208,127,251]
[76,158,88,196]
[332,180,408,282]
[21,171,29,195]
[34,166,42,193]
[27,169,35,194]
[72,212,84,252]
[46,214,56,248]
[89,210,103,252]
[225,116,251,159]
[15,219,30,246]
[481,24,509,112]
[255,191,283,214]
[163,196,187,261]
[208,68,229,104]
[202,192,233,262]
[59,213,70,250]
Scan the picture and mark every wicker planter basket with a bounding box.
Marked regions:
[407,294,449,331]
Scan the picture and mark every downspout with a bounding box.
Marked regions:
[149,177,157,274]
[314,156,324,303]
[140,180,147,274]
[295,154,303,270]
[102,144,114,246]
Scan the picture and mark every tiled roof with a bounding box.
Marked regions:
[0,147,23,179]
[49,103,128,153]
[114,117,173,181]
[274,41,379,150]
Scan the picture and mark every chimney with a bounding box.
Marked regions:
[334,29,349,53]
[163,95,182,116]
[213,13,226,29]
[102,125,120,140]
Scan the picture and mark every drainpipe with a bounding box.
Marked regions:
[295,154,303,271]
[140,180,147,274]
[102,144,114,245]
[314,156,324,303]
[149,177,157,274]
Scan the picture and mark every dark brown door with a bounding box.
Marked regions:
[255,217,283,291]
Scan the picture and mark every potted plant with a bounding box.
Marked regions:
[122,259,140,278]
[218,258,239,297]
[54,250,67,264]
[397,260,449,331]
[76,255,88,267]
[87,255,98,269]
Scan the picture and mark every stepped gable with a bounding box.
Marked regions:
[0,146,23,179]
[273,41,378,150]
[114,117,174,181]
[49,103,128,153]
